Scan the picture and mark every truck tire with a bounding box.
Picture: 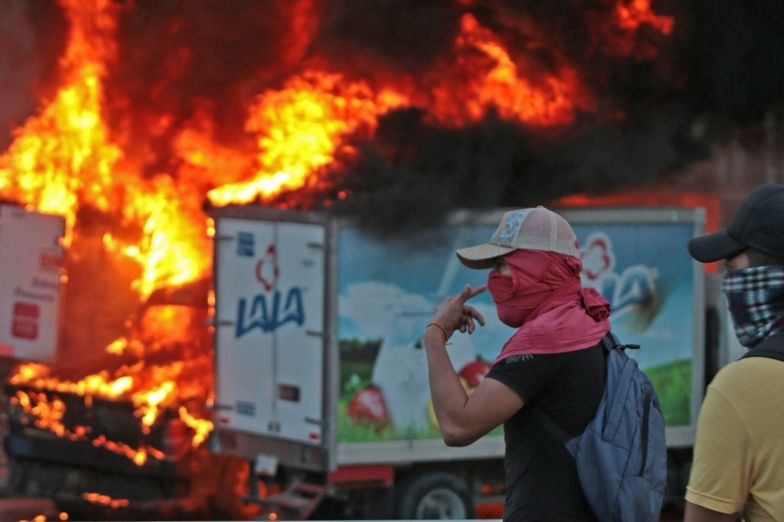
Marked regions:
[396,471,474,519]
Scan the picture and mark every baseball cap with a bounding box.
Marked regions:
[688,184,784,263]
[456,206,581,269]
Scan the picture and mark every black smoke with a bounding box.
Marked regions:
[6,0,784,231]
[319,0,784,232]
[0,0,66,150]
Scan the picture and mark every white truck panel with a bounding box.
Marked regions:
[337,436,506,465]
[214,217,276,435]
[214,217,326,446]
[273,222,325,444]
[0,205,64,362]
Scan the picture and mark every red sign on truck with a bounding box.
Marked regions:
[12,302,40,340]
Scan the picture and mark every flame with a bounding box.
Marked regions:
[11,391,83,440]
[104,181,212,300]
[11,369,133,401]
[172,108,255,189]
[19,516,50,522]
[208,71,408,206]
[2,0,215,460]
[92,435,165,466]
[0,0,121,245]
[133,379,176,431]
[1,0,673,469]
[82,493,129,509]
[0,0,210,300]
[430,14,592,127]
[613,0,674,34]
[599,0,675,60]
[136,306,197,346]
[10,390,163,465]
[207,13,597,206]
[178,406,213,448]
[10,354,213,455]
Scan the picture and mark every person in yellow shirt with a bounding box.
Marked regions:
[685,184,784,522]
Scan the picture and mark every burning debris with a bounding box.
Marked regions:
[0,0,783,516]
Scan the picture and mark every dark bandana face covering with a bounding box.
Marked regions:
[722,266,784,348]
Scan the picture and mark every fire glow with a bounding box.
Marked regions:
[1,0,673,466]
[82,492,129,509]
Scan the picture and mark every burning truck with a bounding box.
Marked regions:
[0,204,244,519]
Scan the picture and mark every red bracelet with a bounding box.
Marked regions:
[426,322,449,342]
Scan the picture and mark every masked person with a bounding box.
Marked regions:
[685,184,784,522]
[424,206,610,521]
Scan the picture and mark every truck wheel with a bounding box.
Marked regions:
[212,456,265,520]
[396,472,474,519]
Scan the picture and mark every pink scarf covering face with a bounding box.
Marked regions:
[489,250,611,362]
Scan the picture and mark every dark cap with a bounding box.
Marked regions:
[688,184,784,263]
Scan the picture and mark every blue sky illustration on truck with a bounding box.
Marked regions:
[337,220,695,426]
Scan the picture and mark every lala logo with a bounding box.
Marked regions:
[255,245,280,292]
[235,243,305,337]
[581,234,615,281]
[580,233,658,318]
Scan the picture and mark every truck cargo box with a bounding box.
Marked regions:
[211,206,706,474]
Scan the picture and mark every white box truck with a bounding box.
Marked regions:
[210,205,716,519]
[0,204,65,363]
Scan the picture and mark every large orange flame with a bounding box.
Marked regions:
[0,0,121,245]
[0,0,674,467]
[429,13,593,127]
[208,71,408,206]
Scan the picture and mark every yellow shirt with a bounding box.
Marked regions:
[686,357,784,521]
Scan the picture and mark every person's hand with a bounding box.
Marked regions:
[429,284,487,339]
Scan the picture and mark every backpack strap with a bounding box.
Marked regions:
[601,332,620,351]
[741,335,784,362]
[602,331,640,352]
[530,406,570,445]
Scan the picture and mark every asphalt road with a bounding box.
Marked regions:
[0,497,686,522]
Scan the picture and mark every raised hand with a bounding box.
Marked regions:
[429,284,487,339]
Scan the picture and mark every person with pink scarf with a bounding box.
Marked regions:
[424,207,610,521]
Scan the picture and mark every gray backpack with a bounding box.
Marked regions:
[532,333,667,522]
